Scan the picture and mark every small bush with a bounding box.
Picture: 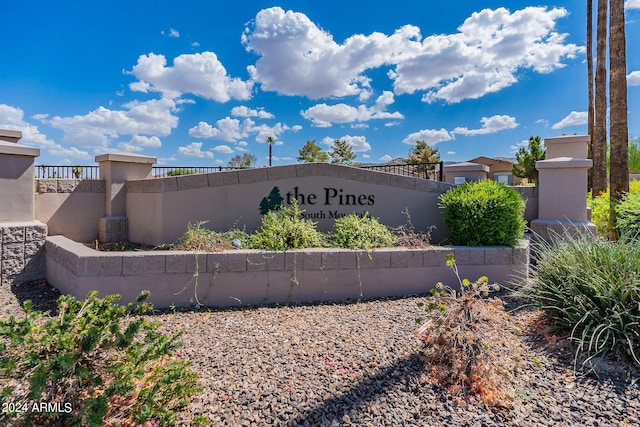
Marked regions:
[393,208,433,248]
[173,221,249,252]
[615,191,640,239]
[249,201,325,250]
[588,181,640,238]
[438,180,526,246]
[0,291,201,426]
[166,168,194,176]
[332,213,394,249]
[416,255,517,407]
[521,232,640,366]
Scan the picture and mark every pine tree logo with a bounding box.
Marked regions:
[259,186,284,215]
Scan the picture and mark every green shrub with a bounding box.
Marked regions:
[521,233,640,366]
[331,213,394,250]
[587,181,640,238]
[166,168,194,176]
[0,291,201,426]
[438,180,526,246]
[249,201,325,250]
[615,191,640,239]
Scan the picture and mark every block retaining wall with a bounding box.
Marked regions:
[1,221,47,286]
[46,235,529,308]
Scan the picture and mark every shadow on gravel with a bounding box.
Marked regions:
[286,352,426,426]
[10,280,61,315]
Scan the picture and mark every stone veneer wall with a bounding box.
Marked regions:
[1,221,47,286]
[46,235,529,308]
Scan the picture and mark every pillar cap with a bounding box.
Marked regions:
[536,157,593,169]
[0,129,22,143]
[95,152,157,164]
[0,140,40,157]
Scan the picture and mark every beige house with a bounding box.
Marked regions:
[467,156,524,185]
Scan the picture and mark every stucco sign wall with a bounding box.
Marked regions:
[126,163,453,246]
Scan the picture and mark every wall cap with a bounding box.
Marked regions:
[536,157,593,169]
[95,152,157,164]
[0,140,40,157]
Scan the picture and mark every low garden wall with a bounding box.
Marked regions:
[46,235,529,308]
[35,179,106,242]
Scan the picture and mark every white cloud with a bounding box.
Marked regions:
[243,6,580,103]
[447,151,456,155]
[628,71,640,86]
[118,135,162,152]
[0,104,92,161]
[188,117,254,142]
[48,98,179,148]
[452,115,518,136]
[129,52,253,102]
[379,154,393,161]
[0,104,56,149]
[231,105,274,119]
[626,0,640,9]
[552,111,588,129]
[212,145,234,154]
[322,135,371,152]
[189,117,298,144]
[48,146,92,160]
[510,139,529,152]
[177,142,214,158]
[169,28,180,38]
[403,128,454,145]
[301,91,403,127]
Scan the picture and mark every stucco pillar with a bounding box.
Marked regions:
[0,130,48,285]
[96,153,156,242]
[530,136,596,242]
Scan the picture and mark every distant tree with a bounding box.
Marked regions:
[512,136,546,184]
[329,139,357,165]
[297,140,329,163]
[405,140,440,164]
[266,136,275,167]
[405,140,441,178]
[228,153,257,168]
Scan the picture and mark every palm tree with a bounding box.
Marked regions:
[587,0,594,191]
[592,0,608,196]
[608,0,630,238]
[267,136,275,167]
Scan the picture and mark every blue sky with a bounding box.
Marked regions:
[2,1,640,166]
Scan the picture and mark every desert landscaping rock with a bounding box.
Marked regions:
[1,281,639,426]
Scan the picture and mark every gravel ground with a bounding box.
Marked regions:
[2,281,640,426]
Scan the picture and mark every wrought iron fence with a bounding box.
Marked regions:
[33,163,444,181]
[151,166,251,178]
[360,161,444,181]
[35,165,100,179]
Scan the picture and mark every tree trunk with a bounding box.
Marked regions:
[587,0,595,191]
[608,0,629,239]
[592,0,608,196]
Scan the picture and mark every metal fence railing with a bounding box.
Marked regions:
[34,162,444,181]
[360,162,444,181]
[35,165,100,179]
[151,166,250,178]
